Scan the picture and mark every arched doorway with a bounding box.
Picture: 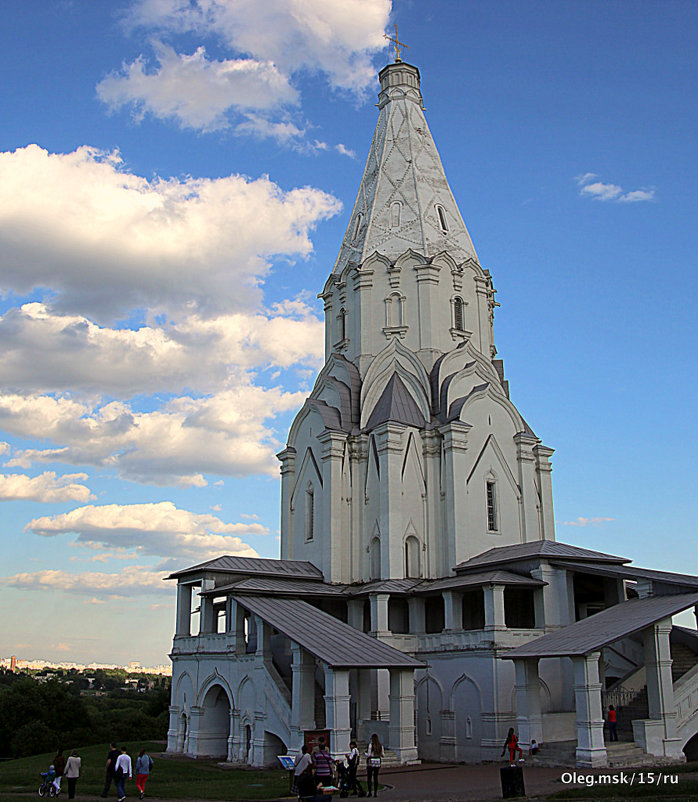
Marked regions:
[177,712,188,753]
[245,723,252,763]
[198,684,231,758]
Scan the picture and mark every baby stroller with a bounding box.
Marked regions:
[38,767,58,797]
[337,760,366,798]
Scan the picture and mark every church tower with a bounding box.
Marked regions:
[278,61,555,583]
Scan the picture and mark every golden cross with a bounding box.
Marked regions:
[384,24,409,63]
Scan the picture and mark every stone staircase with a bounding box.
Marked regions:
[606,741,657,767]
[671,641,698,682]
[616,687,649,741]
[529,741,577,767]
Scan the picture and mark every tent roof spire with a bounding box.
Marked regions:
[331,60,478,276]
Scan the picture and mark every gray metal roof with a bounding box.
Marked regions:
[167,555,323,581]
[504,593,698,659]
[203,576,348,597]
[234,595,424,669]
[419,570,545,593]
[549,561,698,588]
[364,374,426,431]
[455,540,629,573]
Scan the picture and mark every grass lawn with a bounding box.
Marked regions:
[0,742,290,801]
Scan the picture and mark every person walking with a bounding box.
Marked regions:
[345,740,362,796]
[101,743,120,798]
[366,733,382,797]
[134,750,153,799]
[312,738,335,789]
[608,705,618,741]
[114,747,132,802]
[64,751,81,799]
[501,728,524,766]
[53,750,66,794]
[293,744,312,792]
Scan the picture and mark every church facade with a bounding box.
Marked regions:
[166,61,698,769]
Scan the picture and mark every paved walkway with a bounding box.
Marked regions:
[359,763,563,801]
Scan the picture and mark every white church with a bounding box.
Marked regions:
[166,59,698,769]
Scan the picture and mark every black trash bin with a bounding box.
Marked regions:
[500,765,525,798]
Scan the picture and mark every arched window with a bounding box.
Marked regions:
[369,537,381,580]
[486,480,498,532]
[385,292,404,327]
[352,212,363,242]
[453,296,465,331]
[404,535,421,578]
[391,201,402,228]
[337,308,347,341]
[305,485,315,541]
[436,204,448,232]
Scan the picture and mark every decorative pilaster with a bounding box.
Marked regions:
[533,444,555,540]
[514,432,540,542]
[572,652,607,767]
[277,446,296,560]
[318,429,349,582]
[369,593,390,636]
[438,420,471,573]
[374,422,406,578]
[167,705,179,752]
[176,583,193,635]
[199,578,216,634]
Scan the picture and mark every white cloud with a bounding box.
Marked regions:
[98,42,299,131]
[3,565,170,597]
[0,144,340,321]
[126,0,391,94]
[0,301,323,396]
[0,472,94,503]
[335,143,356,159]
[2,384,305,484]
[576,173,655,203]
[25,501,263,564]
[559,516,615,527]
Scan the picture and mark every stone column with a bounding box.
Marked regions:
[443,590,463,631]
[199,581,217,634]
[357,669,372,736]
[350,263,375,376]
[530,563,573,629]
[369,593,391,636]
[291,644,316,751]
[408,597,426,635]
[347,599,365,632]
[635,618,683,758]
[572,652,607,767]
[226,598,246,654]
[176,583,193,635]
[483,584,506,632]
[514,658,543,752]
[324,666,352,758]
[186,706,203,757]
[230,709,242,763]
[415,259,442,366]
[388,669,418,763]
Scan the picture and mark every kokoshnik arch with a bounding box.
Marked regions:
[166,60,698,769]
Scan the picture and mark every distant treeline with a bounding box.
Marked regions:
[0,668,170,758]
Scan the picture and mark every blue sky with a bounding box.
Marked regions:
[1,0,696,665]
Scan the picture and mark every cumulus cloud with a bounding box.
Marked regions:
[0,144,340,321]
[1,385,305,484]
[0,472,94,503]
[99,0,391,138]
[126,0,391,93]
[25,501,263,564]
[0,301,323,396]
[3,565,170,597]
[559,516,615,527]
[98,42,299,131]
[576,173,655,203]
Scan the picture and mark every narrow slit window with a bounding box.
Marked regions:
[486,481,497,531]
[391,201,401,227]
[353,213,363,241]
[305,486,315,541]
[454,297,464,331]
[436,204,448,232]
[338,308,347,341]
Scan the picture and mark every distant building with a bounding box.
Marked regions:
[166,59,698,769]
[10,655,16,672]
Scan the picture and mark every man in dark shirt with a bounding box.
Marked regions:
[101,743,120,797]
